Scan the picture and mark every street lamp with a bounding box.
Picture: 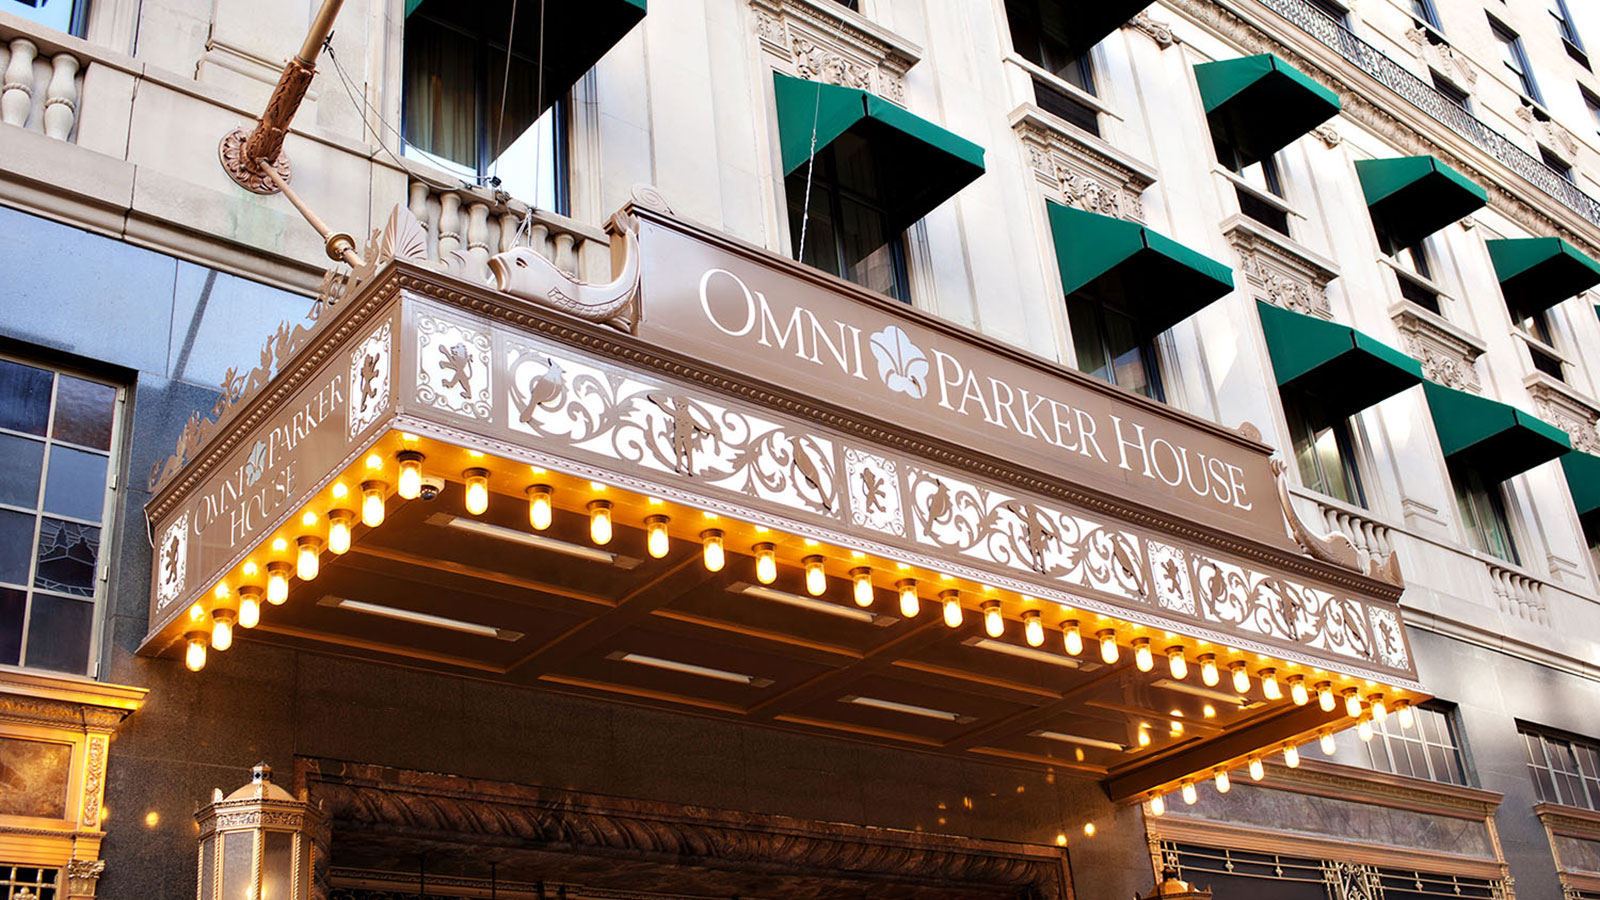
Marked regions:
[194,764,318,900]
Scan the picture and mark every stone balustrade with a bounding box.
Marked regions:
[0,32,81,141]
[1486,561,1550,627]
[405,179,608,286]
[1291,488,1397,576]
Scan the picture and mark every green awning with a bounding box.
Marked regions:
[1560,451,1600,517]
[1257,301,1422,420]
[774,72,985,233]
[1195,54,1341,167]
[406,0,646,118]
[1048,203,1234,336]
[1040,0,1158,58]
[1355,156,1487,254]
[1487,237,1600,316]
[1423,381,1570,483]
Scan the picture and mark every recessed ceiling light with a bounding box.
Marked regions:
[1152,678,1254,706]
[734,583,884,624]
[320,596,522,641]
[842,695,973,723]
[1032,731,1127,752]
[964,637,1081,668]
[432,514,636,567]
[610,651,773,687]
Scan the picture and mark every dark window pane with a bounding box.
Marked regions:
[1034,78,1099,136]
[1068,296,1112,382]
[41,447,108,522]
[0,360,53,436]
[0,434,45,508]
[1369,731,1393,772]
[23,593,92,674]
[34,519,99,598]
[0,586,24,665]
[0,509,36,585]
[1532,763,1557,802]
[50,377,115,450]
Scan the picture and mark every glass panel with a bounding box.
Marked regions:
[489,105,560,211]
[198,835,216,900]
[0,360,53,436]
[0,509,36,586]
[50,377,115,450]
[838,197,897,299]
[0,586,24,666]
[1368,730,1394,772]
[401,16,480,170]
[0,0,74,34]
[1531,763,1557,803]
[1103,307,1156,399]
[831,132,880,200]
[260,831,294,900]
[33,518,99,598]
[220,831,257,900]
[1068,296,1111,384]
[42,447,108,522]
[0,434,45,509]
[23,593,93,674]
[787,172,840,278]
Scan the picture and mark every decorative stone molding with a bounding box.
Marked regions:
[750,0,921,105]
[1011,104,1156,221]
[1225,215,1338,318]
[1125,11,1179,48]
[1404,26,1478,90]
[1310,122,1342,147]
[1525,372,1600,454]
[1515,106,1581,163]
[1389,301,1486,392]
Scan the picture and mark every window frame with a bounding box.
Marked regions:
[1064,291,1167,402]
[1307,0,1352,29]
[1411,0,1444,33]
[1363,702,1470,786]
[1522,726,1600,811]
[1489,16,1546,106]
[1281,387,1368,508]
[0,0,91,38]
[1583,86,1600,134]
[1448,460,1520,564]
[1541,145,1577,184]
[1551,0,1589,64]
[783,138,913,303]
[1431,70,1473,113]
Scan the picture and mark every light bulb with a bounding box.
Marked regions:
[1358,718,1374,742]
[1199,654,1219,687]
[1320,731,1337,755]
[1098,629,1119,664]
[1368,694,1388,723]
[851,568,874,607]
[1283,744,1300,768]
[296,537,321,581]
[211,609,236,652]
[1149,794,1166,816]
[897,579,920,618]
[647,516,671,559]
[942,591,964,628]
[1289,675,1308,706]
[1230,662,1250,694]
[1260,668,1281,700]
[360,480,386,527]
[588,500,613,545]
[1396,700,1415,730]
[1023,610,1045,647]
[702,530,725,572]
[1317,681,1336,712]
[803,555,826,595]
[1062,620,1083,656]
[463,468,489,516]
[754,542,777,584]
[1344,688,1363,719]
[1167,647,1188,680]
[327,510,353,555]
[238,586,262,629]
[982,601,1003,638]
[396,451,424,499]
[527,485,554,530]
[265,563,291,605]
[1136,727,1151,747]
[1249,757,1265,781]
[1214,769,1230,793]
[1181,781,1197,805]
[185,632,208,672]
[1133,639,1154,672]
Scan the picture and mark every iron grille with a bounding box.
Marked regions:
[0,866,59,900]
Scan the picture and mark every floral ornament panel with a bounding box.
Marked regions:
[1192,556,1314,645]
[1148,541,1196,615]
[348,321,392,439]
[845,448,903,537]
[1365,606,1409,670]
[417,314,491,419]
[155,512,188,611]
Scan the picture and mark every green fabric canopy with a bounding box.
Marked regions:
[1560,451,1600,517]
[1486,237,1600,317]
[1195,54,1341,167]
[1047,203,1234,336]
[1423,381,1570,483]
[773,72,985,233]
[1045,0,1158,57]
[1355,156,1487,254]
[1257,301,1422,420]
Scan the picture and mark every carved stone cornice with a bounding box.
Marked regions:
[0,672,143,732]
[750,0,920,103]
[1526,373,1600,454]
[1224,215,1339,318]
[1536,802,1600,840]
[1404,26,1478,91]
[1516,106,1581,163]
[1389,301,1486,393]
[1011,104,1157,221]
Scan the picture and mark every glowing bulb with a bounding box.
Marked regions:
[1137,727,1151,747]
[1082,822,1096,837]
[1181,781,1197,805]
[942,591,964,628]
[1133,639,1154,673]
[1167,647,1188,680]
[1344,688,1362,719]
[1358,718,1374,742]
[1283,745,1300,768]
[754,543,777,584]
[1396,700,1415,730]
[1199,654,1219,687]
[211,609,236,651]
[851,567,873,607]
[327,510,353,555]
[647,516,671,559]
[360,480,386,527]
[1098,629,1118,664]
[1289,675,1308,706]
[463,468,489,516]
[1320,731,1337,755]
[1214,769,1230,793]
[701,530,725,572]
[588,500,613,545]
[396,451,424,500]
[265,563,291,605]
[296,537,321,581]
[982,601,1003,638]
[185,632,208,672]
[1260,669,1281,700]
[1248,757,1265,781]
[803,555,826,595]
[1203,703,1216,719]
[1317,681,1336,712]
[366,453,383,470]
[1149,794,1165,816]
[1062,620,1083,656]
[238,587,261,629]
[331,483,347,500]
[1230,662,1250,694]
[527,485,554,530]
[1368,694,1387,723]
[897,579,920,618]
[1023,610,1045,647]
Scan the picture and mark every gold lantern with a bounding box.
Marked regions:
[1137,867,1213,900]
[194,764,317,900]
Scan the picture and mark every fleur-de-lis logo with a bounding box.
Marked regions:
[243,440,268,486]
[869,325,929,400]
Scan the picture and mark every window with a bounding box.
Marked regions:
[1541,146,1576,183]
[1006,0,1102,137]
[402,9,569,212]
[1523,727,1600,810]
[833,0,861,10]
[1163,843,1504,900]
[1307,0,1351,29]
[1432,71,1472,113]
[1395,243,1443,313]
[0,0,88,37]
[1364,703,1469,785]
[1066,293,1164,399]
[0,356,121,675]
[1450,462,1518,562]
[1551,0,1589,64]
[1411,0,1443,33]
[1584,87,1600,133]
[1518,309,1566,380]
[786,132,910,302]
[1232,156,1291,236]
[1490,17,1545,105]
[1284,390,1366,506]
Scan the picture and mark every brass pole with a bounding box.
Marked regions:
[257,162,363,268]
